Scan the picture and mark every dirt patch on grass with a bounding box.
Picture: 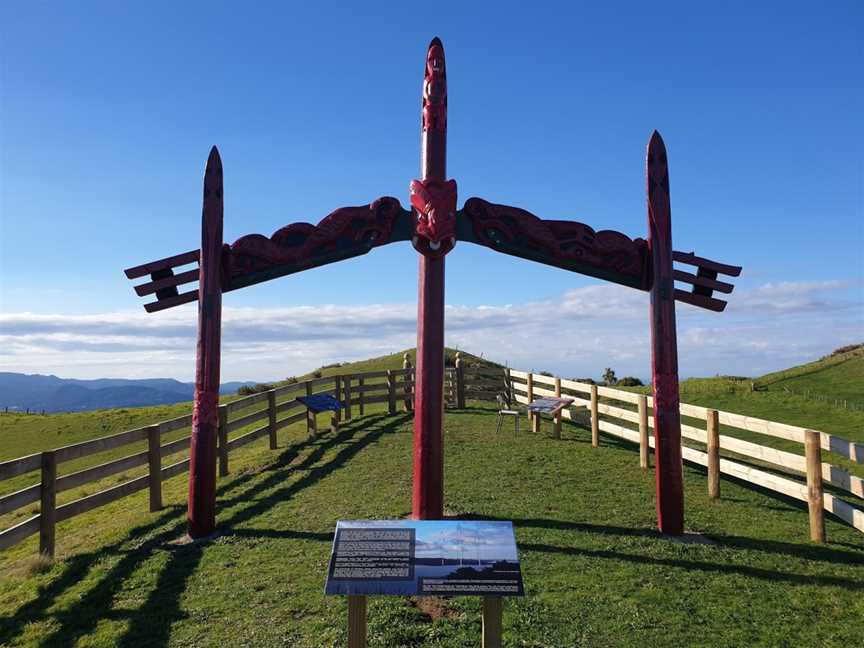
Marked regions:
[409,596,459,621]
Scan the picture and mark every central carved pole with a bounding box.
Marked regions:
[412,38,452,519]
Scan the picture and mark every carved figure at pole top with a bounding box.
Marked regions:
[422,38,446,132]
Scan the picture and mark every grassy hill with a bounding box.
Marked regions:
[1,348,862,646]
[611,345,864,443]
[0,348,497,464]
[758,344,864,406]
[1,400,862,646]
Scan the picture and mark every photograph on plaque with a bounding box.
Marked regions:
[325,520,524,597]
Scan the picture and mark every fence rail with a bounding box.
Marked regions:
[0,364,419,558]
[3,359,862,559]
[507,369,864,540]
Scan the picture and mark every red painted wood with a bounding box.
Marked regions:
[646,131,684,536]
[673,288,728,312]
[412,37,448,520]
[134,268,199,296]
[124,249,199,279]
[672,250,742,277]
[672,269,734,294]
[187,146,224,539]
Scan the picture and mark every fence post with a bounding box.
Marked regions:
[267,390,278,449]
[359,376,365,416]
[306,381,317,440]
[553,377,562,439]
[403,353,413,411]
[638,395,649,469]
[503,368,512,408]
[218,404,229,477]
[344,376,353,420]
[805,430,825,543]
[387,370,396,415]
[39,450,57,559]
[526,373,534,430]
[332,375,341,433]
[147,424,163,512]
[707,409,720,499]
[590,385,599,448]
[455,352,466,409]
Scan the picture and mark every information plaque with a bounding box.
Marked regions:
[297,393,343,413]
[325,520,524,597]
[526,396,574,414]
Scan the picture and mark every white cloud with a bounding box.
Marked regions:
[0,279,860,382]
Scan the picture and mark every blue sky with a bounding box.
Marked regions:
[1,1,861,381]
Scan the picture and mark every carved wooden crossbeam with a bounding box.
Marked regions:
[125,202,740,313]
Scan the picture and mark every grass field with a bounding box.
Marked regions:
[1,348,862,647]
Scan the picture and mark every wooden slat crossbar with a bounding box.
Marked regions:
[125,247,741,314]
[671,250,742,312]
[124,249,200,313]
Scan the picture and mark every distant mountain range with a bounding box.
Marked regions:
[0,373,256,413]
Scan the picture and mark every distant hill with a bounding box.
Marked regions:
[756,344,863,404]
[0,373,254,413]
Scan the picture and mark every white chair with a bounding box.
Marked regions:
[496,393,520,435]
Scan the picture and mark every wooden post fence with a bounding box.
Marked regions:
[707,409,720,499]
[147,425,163,511]
[267,390,278,449]
[39,450,56,558]
[590,385,599,448]
[526,373,534,430]
[455,352,466,409]
[387,370,396,415]
[805,429,825,543]
[332,376,341,433]
[306,381,317,440]
[218,404,229,477]
[7,366,864,560]
[403,353,413,411]
[358,376,365,416]
[552,377,562,439]
[638,395,649,469]
[344,376,353,420]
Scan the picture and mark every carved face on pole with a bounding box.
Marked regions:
[410,178,457,257]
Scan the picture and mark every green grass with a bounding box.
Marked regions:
[0,349,498,543]
[1,404,862,647]
[759,346,864,406]
[1,348,862,646]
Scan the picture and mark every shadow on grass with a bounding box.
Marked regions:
[459,514,864,590]
[115,412,408,648]
[0,413,404,648]
[519,541,864,591]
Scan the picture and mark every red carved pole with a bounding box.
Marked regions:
[647,131,684,535]
[187,146,224,539]
[411,38,451,519]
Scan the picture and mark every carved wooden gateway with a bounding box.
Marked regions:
[124,38,741,539]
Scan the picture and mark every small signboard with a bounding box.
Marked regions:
[297,393,343,413]
[526,396,573,414]
[325,520,523,597]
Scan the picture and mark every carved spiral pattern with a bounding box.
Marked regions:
[462,198,649,282]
